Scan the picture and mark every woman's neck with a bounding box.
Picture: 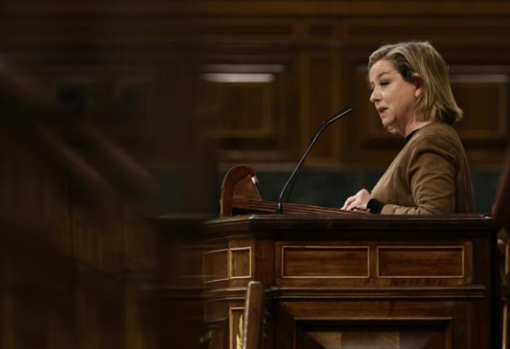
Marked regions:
[402,119,433,138]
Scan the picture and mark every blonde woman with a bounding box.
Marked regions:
[342,41,474,214]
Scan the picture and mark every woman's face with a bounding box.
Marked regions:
[369,59,421,136]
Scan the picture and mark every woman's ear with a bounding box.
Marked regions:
[414,78,423,98]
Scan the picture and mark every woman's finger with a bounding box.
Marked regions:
[342,196,354,210]
[346,197,359,211]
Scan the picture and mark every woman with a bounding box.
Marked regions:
[342,41,474,214]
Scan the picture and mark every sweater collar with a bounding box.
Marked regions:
[405,129,419,143]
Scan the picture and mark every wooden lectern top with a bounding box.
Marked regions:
[220,165,366,218]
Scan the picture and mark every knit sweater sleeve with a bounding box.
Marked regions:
[381,139,456,214]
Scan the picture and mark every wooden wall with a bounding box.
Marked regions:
[0,2,210,349]
[1,1,510,172]
[187,2,510,170]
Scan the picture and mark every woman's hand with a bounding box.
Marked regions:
[342,189,372,211]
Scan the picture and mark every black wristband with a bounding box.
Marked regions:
[367,198,385,214]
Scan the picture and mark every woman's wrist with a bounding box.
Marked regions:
[367,198,385,214]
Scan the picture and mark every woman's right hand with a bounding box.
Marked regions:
[342,189,372,211]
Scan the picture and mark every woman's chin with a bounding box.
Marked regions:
[383,126,398,134]
[380,117,395,130]
[380,119,391,128]
[381,120,398,134]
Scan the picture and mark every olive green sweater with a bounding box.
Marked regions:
[371,121,474,214]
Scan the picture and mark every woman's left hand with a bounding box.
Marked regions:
[342,189,372,211]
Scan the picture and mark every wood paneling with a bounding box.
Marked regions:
[303,52,343,163]
[281,246,369,278]
[193,14,510,169]
[200,64,283,139]
[230,247,252,279]
[377,246,465,278]
[198,58,298,163]
[203,214,499,349]
[452,74,508,140]
[204,249,229,283]
[274,240,473,288]
[2,2,510,169]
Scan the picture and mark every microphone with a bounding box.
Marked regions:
[276,107,353,214]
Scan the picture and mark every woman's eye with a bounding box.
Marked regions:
[380,80,389,87]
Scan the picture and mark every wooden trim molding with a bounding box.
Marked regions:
[229,247,252,280]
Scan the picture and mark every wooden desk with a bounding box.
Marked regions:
[202,214,500,349]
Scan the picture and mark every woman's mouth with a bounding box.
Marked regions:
[377,107,387,116]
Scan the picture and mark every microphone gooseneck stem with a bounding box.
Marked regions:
[276,107,353,214]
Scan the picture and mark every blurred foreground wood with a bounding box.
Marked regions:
[0,7,214,346]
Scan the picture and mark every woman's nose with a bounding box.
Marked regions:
[370,89,379,103]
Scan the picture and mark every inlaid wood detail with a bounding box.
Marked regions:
[377,246,465,278]
[229,307,244,349]
[229,247,252,279]
[281,246,370,278]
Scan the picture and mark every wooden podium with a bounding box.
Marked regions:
[203,213,500,349]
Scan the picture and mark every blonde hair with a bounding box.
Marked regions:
[368,41,462,124]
